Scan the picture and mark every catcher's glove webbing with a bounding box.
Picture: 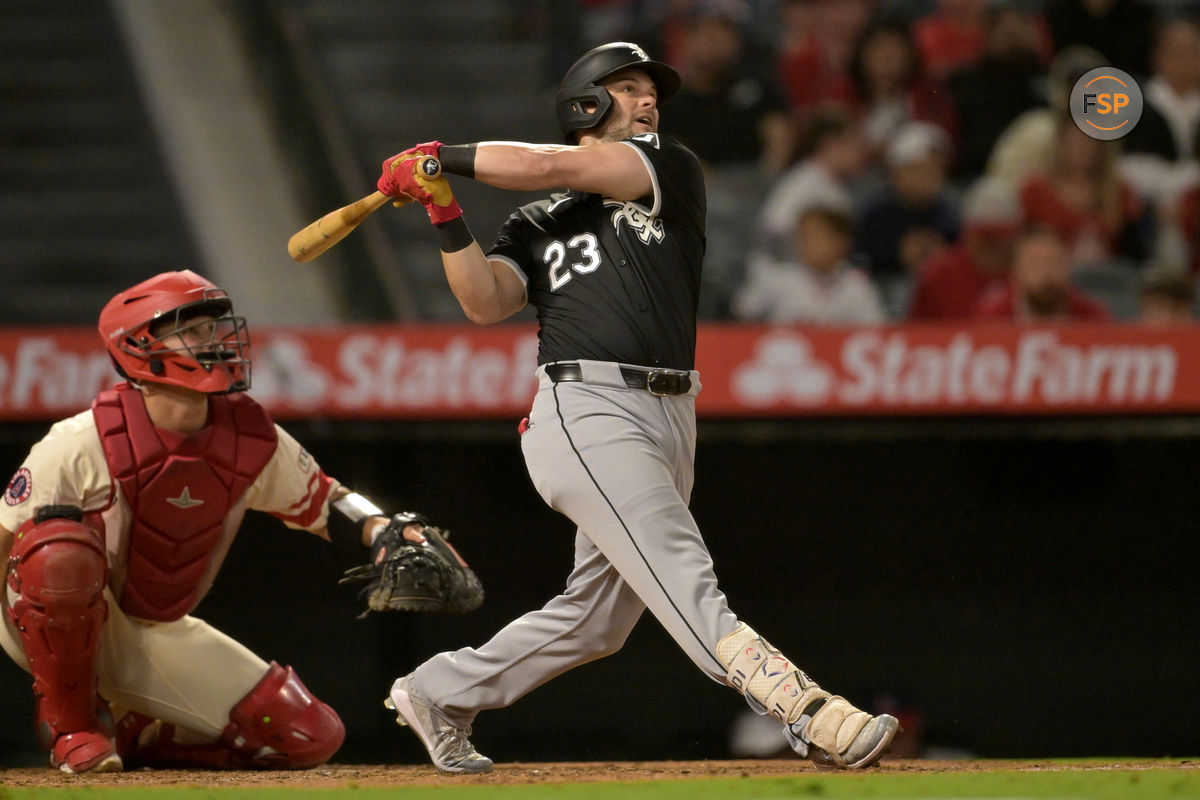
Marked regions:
[339,512,484,616]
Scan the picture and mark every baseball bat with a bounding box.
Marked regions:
[287,155,441,262]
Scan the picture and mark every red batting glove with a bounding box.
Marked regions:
[410,141,442,160]
[378,149,431,203]
[419,177,463,226]
[377,142,462,225]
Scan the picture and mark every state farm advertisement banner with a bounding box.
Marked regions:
[696,324,1199,416]
[0,323,1196,420]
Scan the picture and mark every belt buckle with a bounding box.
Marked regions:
[646,369,680,396]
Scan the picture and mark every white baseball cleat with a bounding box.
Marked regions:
[385,676,493,774]
[787,703,900,769]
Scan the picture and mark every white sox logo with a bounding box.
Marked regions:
[605,200,664,244]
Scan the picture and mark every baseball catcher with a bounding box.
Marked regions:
[336,509,484,616]
[0,270,483,775]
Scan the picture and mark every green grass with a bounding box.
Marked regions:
[4,763,1199,800]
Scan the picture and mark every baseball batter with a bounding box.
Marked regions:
[0,270,442,774]
[374,42,898,773]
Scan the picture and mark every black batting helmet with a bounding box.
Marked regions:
[555,42,681,140]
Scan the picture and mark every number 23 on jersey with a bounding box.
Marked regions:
[544,233,601,291]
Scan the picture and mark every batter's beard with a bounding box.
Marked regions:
[601,121,637,142]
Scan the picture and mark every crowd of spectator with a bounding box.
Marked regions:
[548,0,1200,325]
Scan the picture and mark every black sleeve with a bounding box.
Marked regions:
[486,211,532,283]
[621,134,707,233]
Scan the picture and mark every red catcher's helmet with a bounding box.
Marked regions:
[98,270,251,394]
[555,42,681,140]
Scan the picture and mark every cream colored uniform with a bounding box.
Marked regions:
[0,410,340,740]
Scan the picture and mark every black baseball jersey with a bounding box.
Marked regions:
[487,134,706,370]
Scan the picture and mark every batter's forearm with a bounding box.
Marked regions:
[442,242,523,324]
[443,141,650,200]
[441,142,571,192]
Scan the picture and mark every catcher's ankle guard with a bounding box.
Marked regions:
[223,662,344,768]
[117,664,344,769]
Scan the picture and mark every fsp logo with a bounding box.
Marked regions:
[1084,91,1127,115]
[1070,67,1143,140]
[605,200,664,244]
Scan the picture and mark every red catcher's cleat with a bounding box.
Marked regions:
[51,729,122,774]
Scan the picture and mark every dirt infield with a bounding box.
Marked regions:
[2,759,1195,788]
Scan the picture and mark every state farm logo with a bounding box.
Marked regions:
[732,332,835,405]
[731,330,1178,408]
[252,331,541,412]
[252,336,331,408]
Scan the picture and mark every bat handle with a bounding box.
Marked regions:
[416,155,442,179]
[286,156,441,262]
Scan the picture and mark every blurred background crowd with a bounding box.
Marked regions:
[544,0,1200,326]
[8,0,1200,329]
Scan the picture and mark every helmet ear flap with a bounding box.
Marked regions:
[556,85,614,141]
[107,355,131,382]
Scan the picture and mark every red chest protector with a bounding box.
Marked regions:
[92,383,278,621]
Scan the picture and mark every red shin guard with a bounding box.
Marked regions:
[7,514,115,772]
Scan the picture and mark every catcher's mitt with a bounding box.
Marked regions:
[339,512,484,616]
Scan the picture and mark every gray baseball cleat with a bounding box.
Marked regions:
[385,676,494,774]
[791,711,900,770]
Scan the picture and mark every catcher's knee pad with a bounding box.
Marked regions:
[716,623,831,729]
[221,662,344,768]
[7,513,110,748]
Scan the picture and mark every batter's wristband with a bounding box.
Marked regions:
[438,144,477,179]
[437,216,475,253]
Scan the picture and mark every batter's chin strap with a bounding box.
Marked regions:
[327,492,386,550]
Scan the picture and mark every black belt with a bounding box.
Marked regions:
[546,362,692,396]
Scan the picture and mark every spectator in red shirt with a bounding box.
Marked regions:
[911,0,989,80]
[1169,180,1200,273]
[974,227,1111,320]
[1018,116,1145,267]
[908,176,1022,320]
[775,0,873,114]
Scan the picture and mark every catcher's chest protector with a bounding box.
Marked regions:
[92,383,277,621]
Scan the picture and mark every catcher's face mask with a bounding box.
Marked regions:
[99,270,251,394]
